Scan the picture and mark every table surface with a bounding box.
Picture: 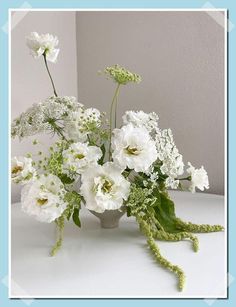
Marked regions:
[11,191,226,298]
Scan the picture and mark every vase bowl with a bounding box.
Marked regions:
[89,207,126,229]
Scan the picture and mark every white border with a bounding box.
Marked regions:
[8,8,228,299]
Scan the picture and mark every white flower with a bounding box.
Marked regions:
[64,107,101,142]
[62,142,102,177]
[187,162,209,193]
[164,177,180,189]
[26,32,59,63]
[122,110,159,133]
[11,156,36,184]
[112,124,158,172]
[155,129,184,185]
[80,162,130,213]
[21,174,67,223]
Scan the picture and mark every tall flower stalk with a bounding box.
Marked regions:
[104,64,141,159]
[43,53,58,97]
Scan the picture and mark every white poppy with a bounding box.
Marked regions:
[62,142,102,177]
[80,162,130,213]
[187,162,209,193]
[26,32,59,63]
[21,174,67,223]
[122,110,159,133]
[11,156,36,184]
[112,124,158,172]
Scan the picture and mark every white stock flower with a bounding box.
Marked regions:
[21,174,67,223]
[62,142,102,177]
[187,162,209,193]
[11,156,36,184]
[64,108,101,142]
[80,162,130,213]
[112,124,158,172]
[122,110,159,133]
[26,32,59,63]
[155,129,184,189]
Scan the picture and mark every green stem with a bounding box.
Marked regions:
[178,176,191,181]
[43,54,58,97]
[108,83,121,160]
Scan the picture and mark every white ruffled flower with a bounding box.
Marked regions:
[26,32,59,63]
[11,156,36,184]
[62,142,102,177]
[21,174,67,223]
[122,110,159,133]
[187,162,209,193]
[80,162,130,213]
[64,108,101,142]
[112,124,158,172]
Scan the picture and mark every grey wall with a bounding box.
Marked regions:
[11,11,225,202]
[76,11,225,195]
[11,11,78,202]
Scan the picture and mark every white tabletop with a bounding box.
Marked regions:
[11,191,226,298]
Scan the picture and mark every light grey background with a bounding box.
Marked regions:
[11,11,225,202]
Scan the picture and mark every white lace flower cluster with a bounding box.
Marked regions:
[64,107,101,142]
[11,96,82,139]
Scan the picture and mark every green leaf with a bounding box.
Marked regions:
[72,208,81,228]
[60,174,75,184]
[98,144,106,165]
[152,189,180,233]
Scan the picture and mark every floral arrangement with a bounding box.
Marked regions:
[11,32,223,291]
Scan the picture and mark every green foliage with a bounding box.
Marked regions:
[72,208,81,228]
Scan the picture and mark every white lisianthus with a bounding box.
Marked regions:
[186,162,209,193]
[64,108,101,142]
[112,124,158,172]
[21,174,67,223]
[11,156,36,184]
[80,162,130,213]
[62,142,102,177]
[122,110,159,133]
[26,32,59,63]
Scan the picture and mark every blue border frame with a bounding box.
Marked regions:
[1,0,235,306]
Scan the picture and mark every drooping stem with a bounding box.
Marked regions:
[108,83,121,160]
[175,218,224,233]
[43,54,58,97]
[50,216,64,256]
[153,229,199,252]
[136,214,185,291]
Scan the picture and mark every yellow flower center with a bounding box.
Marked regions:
[12,165,23,174]
[125,146,139,155]
[75,153,85,160]
[37,198,48,206]
[102,179,113,193]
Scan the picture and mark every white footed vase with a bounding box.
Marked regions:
[89,207,126,229]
